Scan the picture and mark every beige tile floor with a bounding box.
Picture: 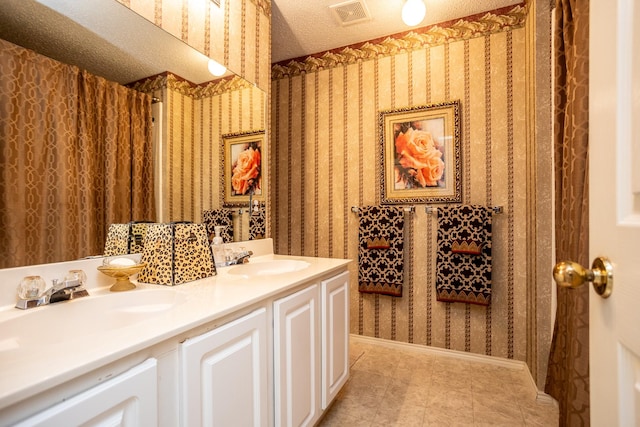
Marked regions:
[319,338,559,426]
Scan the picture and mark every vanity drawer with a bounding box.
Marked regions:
[13,358,157,427]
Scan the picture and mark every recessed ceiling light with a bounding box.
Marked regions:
[402,0,426,27]
[207,59,226,77]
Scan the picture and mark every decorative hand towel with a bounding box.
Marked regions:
[202,209,233,242]
[358,206,405,297]
[436,205,492,305]
[249,206,265,240]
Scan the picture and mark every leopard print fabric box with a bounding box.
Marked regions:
[104,224,130,256]
[128,221,153,254]
[138,223,216,286]
[104,222,154,256]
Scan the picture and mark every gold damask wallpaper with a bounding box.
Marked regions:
[271,3,553,387]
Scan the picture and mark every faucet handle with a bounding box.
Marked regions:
[64,270,87,287]
[17,276,46,299]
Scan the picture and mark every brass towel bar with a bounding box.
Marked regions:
[350,206,503,214]
[425,205,504,214]
[350,206,415,213]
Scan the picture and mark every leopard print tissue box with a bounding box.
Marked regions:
[138,223,216,286]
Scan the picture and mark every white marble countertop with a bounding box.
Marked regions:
[0,240,350,412]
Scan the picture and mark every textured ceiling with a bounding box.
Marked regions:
[272,0,522,63]
[0,0,523,85]
[0,0,217,85]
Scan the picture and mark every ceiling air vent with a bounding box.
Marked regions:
[329,0,371,26]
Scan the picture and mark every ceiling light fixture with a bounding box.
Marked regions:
[207,58,227,77]
[401,0,426,27]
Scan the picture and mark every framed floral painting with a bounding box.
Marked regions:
[222,130,265,207]
[379,101,461,204]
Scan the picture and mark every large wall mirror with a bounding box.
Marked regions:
[0,0,267,268]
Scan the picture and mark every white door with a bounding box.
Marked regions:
[589,0,640,425]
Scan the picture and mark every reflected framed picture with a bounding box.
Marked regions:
[379,100,461,204]
[221,130,265,207]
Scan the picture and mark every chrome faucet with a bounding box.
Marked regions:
[16,274,89,310]
[226,248,253,265]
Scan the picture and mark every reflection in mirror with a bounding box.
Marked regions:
[0,0,224,85]
[0,0,267,269]
[103,222,154,256]
[134,73,267,240]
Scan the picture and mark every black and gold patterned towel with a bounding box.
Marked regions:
[358,206,405,297]
[202,209,233,242]
[249,206,265,240]
[436,205,492,305]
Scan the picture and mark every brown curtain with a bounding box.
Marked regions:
[545,0,590,425]
[0,39,154,268]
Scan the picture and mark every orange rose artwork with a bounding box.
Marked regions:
[393,122,445,189]
[231,142,261,196]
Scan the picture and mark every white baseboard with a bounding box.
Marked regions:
[535,391,559,406]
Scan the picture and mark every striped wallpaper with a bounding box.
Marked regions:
[270,4,553,385]
[118,0,271,92]
[123,0,553,387]
[121,0,272,240]
[132,73,266,240]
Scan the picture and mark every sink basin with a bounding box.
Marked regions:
[227,259,310,277]
[0,288,186,352]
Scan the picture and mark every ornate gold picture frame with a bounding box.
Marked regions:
[221,130,265,207]
[379,101,461,204]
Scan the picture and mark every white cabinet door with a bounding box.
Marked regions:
[180,307,269,427]
[273,284,320,427]
[321,271,349,409]
[15,358,158,427]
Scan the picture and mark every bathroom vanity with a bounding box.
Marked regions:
[0,239,350,426]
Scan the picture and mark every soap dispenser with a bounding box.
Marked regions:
[211,226,227,268]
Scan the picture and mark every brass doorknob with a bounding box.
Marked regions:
[553,257,613,298]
